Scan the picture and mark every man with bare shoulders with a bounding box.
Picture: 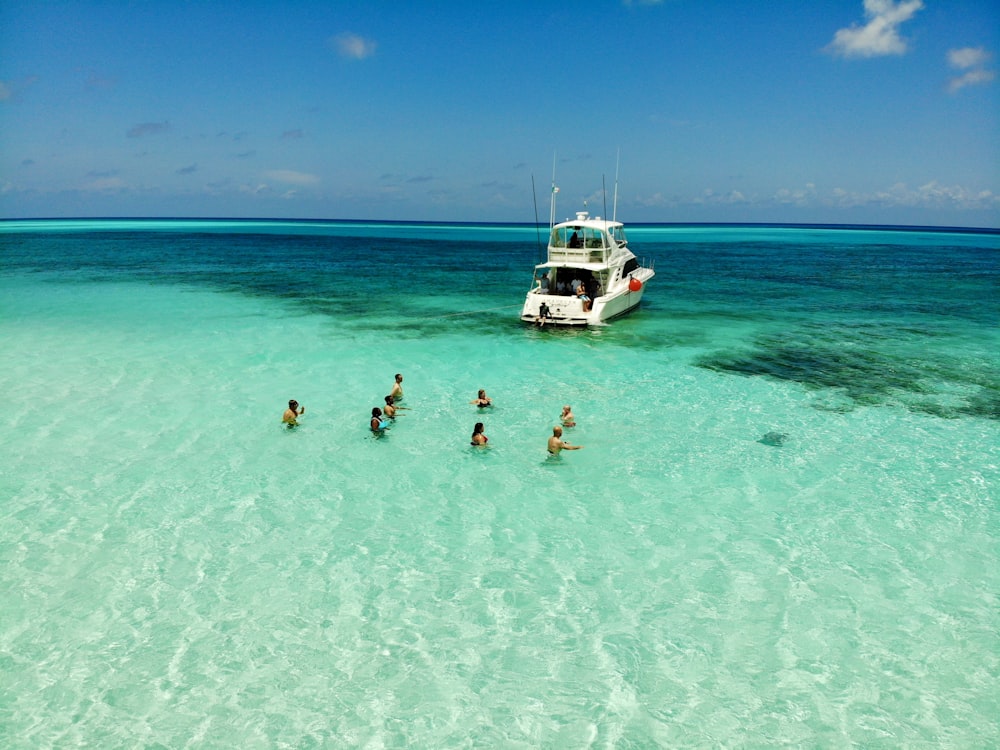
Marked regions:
[283,399,305,427]
[547,425,582,455]
[390,373,404,402]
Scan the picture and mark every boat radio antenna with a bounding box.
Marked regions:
[612,148,620,223]
[603,174,608,224]
[549,151,558,230]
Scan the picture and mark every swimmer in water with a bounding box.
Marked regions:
[371,407,388,434]
[470,389,492,408]
[283,399,305,427]
[390,373,404,402]
[560,405,576,428]
[471,422,488,446]
[547,425,582,455]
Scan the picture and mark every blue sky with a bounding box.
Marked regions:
[2,1,998,226]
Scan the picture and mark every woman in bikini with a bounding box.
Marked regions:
[470,389,492,408]
[470,422,488,446]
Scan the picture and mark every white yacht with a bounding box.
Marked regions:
[520,205,654,327]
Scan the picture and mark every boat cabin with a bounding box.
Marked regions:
[547,212,628,264]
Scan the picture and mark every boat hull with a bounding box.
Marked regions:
[520,285,647,326]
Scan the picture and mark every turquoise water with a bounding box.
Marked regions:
[1,220,998,747]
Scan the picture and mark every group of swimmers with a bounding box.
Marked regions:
[282,374,584,455]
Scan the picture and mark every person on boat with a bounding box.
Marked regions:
[536,301,552,327]
[569,231,582,248]
[556,280,569,295]
[390,373,404,402]
[537,272,550,292]
[282,399,305,427]
[383,395,397,419]
[470,389,492,407]
[471,422,488,446]
[576,283,592,312]
[548,425,582,455]
[560,405,576,427]
[371,407,389,434]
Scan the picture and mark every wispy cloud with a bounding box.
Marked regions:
[827,0,924,59]
[263,169,320,185]
[331,32,377,60]
[947,47,995,93]
[176,164,198,175]
[829,181,998,210]
[0,75,39,103]
[127,121,170,138]
[281,129,304,140]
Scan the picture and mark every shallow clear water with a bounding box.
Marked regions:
[1,220,998,747]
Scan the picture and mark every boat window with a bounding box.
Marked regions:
[551,226,607,249]
[611,226,628,244]
[622,258,639,276]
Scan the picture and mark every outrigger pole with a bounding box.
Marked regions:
[531,174,543,266]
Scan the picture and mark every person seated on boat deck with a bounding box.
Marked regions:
[568,231,582,248]
[536,301,552,326]
[536,272,550,292]
[576,283,592,312]
[556,279,569,295]
[470,389,492,408]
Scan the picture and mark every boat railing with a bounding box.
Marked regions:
[548,247,607,263]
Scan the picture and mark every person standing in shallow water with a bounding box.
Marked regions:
[283,399,304,427]
[390,373,404,402]
[560,405,576,427]
[471,422,488,446]
[470,389,492,408]
[548,425,582,455]
[383,395,397,419]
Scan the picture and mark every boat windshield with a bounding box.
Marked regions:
[550,225,607,249]
[610,225,628,245]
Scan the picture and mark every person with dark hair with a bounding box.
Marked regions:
[282,399,305,427]
[383,395,397,419]
[371,407,389,434]
[390,373,404,402]
[471,422,488,446]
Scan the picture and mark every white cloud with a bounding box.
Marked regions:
[949,68,996,93]
[947,47,995,93]
[775,184,817,206]
[949,47,990,70]
[827,0,924,59]
[263,170,319,185]
[331,32,377,60]
[829,181,999,210]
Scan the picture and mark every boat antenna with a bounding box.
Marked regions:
[531,174,543,265]
[602,174,608,224]
[549,151,558,230]
[612,148,620,222]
